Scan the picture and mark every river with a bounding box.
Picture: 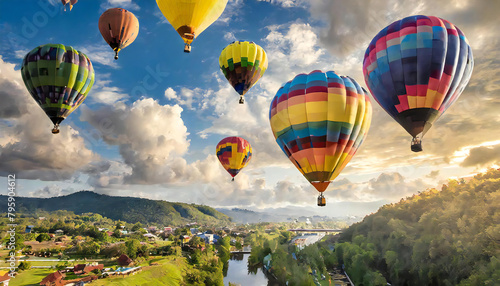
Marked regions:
[224,253,277,286]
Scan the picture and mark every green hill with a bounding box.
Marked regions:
[334,169,500,286]
[0,191,232,226]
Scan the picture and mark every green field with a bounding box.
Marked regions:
[9,268,54,286]
[92,264,183,286]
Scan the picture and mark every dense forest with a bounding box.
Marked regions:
[336,169,500,285]
[0,191,232,226]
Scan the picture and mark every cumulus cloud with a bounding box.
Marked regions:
[29,185,70,198]
[90,74,129,105]
[79,98,229,185]
[257,0,308,8]
[80,44,119,69]
[460,144,500,168]
[102,0,140,11]
[0,57,97,181]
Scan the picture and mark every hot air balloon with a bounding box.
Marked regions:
[363,15,473,152]
[219,41,268,104]
[21,44,95,134]
[98,8,139,60]
[156,0,228,53]
[216,137,252,181]
[61,0,78,11]
[269,70,372,206]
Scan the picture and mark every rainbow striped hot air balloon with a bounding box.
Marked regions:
[21,44,95,134]
[216,137,252,181]
[363,15,473,152]
[269,70,372,206]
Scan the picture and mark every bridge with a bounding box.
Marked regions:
[287,228,342,234]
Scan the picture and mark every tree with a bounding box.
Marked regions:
[125,239,141,259]
[18,261,31,271]
[36,233,51,242]
[131,222,143,232]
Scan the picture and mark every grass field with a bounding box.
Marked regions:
[92,263,183,286]
[8,268,54,286]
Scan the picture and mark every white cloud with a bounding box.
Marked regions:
[102,0,140,11]
[91,74,128,105]
[0,56,98,181]
[80,44,119,69]
[224,32,237,42]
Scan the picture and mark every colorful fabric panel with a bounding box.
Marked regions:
[269,70,372,193]
[216,136,252,178]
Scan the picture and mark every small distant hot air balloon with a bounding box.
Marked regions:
[156,0,228,53]
[61,0,78,11]
[216,137,252,181]
[219,41,268,104]
[269,70,372,206]
[98,8,139,60]
[21,44,95,134]
[363,15,473,152]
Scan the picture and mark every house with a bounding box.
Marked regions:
[164,227,173,234]
[0,272,10,286]
[197,233,214,244]
[54,230,64,235]
[25,225,35,233]
[73,263,103,275]
[143,233,157,241]
[40,271,65,286]
[120,230,128,235]
[190,228,200,235]
[178,235,191,244]
[117,254,133,266]
[147,226,157,233]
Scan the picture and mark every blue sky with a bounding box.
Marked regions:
[0,0,499,218]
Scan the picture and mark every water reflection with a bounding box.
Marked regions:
[224,253,278,286]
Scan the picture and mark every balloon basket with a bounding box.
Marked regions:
[231,177,234,182]
[52,125,60,134]
[184,44,191,53]
[317,193,326,207]
[411,137,423,152]
[239,97,244,104]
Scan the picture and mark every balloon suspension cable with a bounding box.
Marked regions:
[239,96,244,104]
[114,50,119,60]
[184,44,191,53]
[52,124,60,134]
[411,136,423,152]
[317,193,326,207]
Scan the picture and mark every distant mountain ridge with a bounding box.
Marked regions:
[0,191,231,226]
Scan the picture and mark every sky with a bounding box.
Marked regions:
[0,0,499,218]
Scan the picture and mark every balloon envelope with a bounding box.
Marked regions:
[219,41,268,101]
[156,0,228,51]
[216,137,252,178]
[98,8,139,60]
[363,15,473,148]
[269,70,372,193]
[61,0,78,11]
[21,44,95,133]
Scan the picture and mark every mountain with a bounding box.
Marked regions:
[216,207,362,225]
[333,169,500,286]
[0,191,232,226]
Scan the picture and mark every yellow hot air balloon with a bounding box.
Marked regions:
[156,0,228,53]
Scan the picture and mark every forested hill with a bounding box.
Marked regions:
[0,191,232,226]
[335,169,499,286]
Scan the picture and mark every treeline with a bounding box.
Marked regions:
[336,168,500,285]
[0,190,232,226]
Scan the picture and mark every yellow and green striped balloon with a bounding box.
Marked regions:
[219,41,268,103]
[21,44,95,134]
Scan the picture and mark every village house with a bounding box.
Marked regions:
[40,270,65,286]
[163,227,173,234]
[54,230,64,235]
[73,263,104,275]
[0,271,10,286]
[25,225,35,233]
[117,254,133,266]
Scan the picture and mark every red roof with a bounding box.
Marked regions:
[117,254,133,266]
[0,275,10,282]
[40,271,64,285]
